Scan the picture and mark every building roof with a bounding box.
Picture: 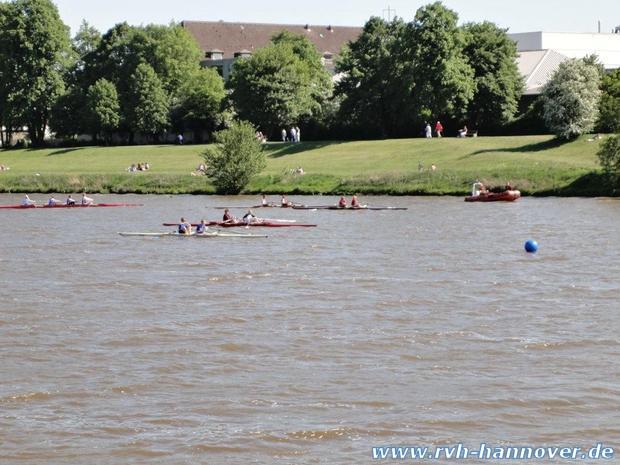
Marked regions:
[517,49,569,95]
[182,20,362,60]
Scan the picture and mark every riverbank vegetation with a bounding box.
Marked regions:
[1,135,615,196]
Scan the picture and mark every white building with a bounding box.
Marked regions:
[510,31,620,95]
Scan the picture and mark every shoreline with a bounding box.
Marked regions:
[0,136,616,197]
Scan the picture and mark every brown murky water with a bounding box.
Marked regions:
[1,195,619,464]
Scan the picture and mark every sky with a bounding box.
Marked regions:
[51,0,620,35]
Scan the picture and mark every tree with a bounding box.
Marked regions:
[173,68,225,142]
[403,2,475,123]
[86,79,120,142]
[229,33,332,136]
[597,135,620,179]
[335,17,409,137]
[462,21,523,129]
[203,121,266,194]
[541,59,601,139]
[126,63,170,141]
[598,69,620,133]
[0,0,72,146]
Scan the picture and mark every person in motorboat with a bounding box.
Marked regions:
[66,195,76,206]
[338,196,348,208]
[178,217,192,235]
[222,208,237,224]
[504,181,514,191]
[242,209,258,224]
[195,219,209,235]
[21,194,36,206]
[471,181,487,197]
[81,193,94,205]
[47,196,62,206]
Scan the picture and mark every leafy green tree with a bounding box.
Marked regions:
[335,17,409,137]
[50,89,87,139]
[0,0,72,146]
[403,2,475,123]
[73,21,101,59]
[598,69,620,133]
[541,58,601,139]
[229,33,332,136]
[203,121,266,194]
[86,79,121,142]
[127,63,170,141]
[144,24,208,97]
[462,21,523,129]
[597,135,620,179]
[173,68,225,142]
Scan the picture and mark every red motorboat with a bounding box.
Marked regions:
[464,190,521,202]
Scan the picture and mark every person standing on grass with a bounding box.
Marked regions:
[425,122,432,138]
[295,126,301,143]
[281,128,287,142]
[435,121,443,138]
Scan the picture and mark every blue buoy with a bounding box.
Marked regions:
[525,239,539,253]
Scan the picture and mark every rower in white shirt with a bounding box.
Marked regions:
[81,193,94,205]
[47,196,62,206]
[21,194,36,206]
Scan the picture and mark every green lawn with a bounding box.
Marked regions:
[0,135,611,195]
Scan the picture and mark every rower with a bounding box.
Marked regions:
[81,193,94,205]
[243,209,257,224]
[47,196,61,206]
[21,194,36,207]
[178,217,192,235]
[261,194,269,206]
[338,196,347,208]
[66,195,76,206]
[351,195,361,208]
[195,219,208,235]
[281,195,292,207]
[222,208,236,224]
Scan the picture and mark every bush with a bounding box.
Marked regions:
[203,121,266,194]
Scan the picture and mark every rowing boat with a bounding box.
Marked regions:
[292,205,408,211]
[213,204,299,209]
[0,202,143,209]
[162,221,317,228]
[119,231,268,238]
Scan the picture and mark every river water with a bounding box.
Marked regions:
[0,194,618,464]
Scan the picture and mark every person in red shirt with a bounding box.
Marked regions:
[338,196,347,208]
[435,121,443,138]
[351,195,361,208]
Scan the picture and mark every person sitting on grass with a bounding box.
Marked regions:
[458,125,468,138]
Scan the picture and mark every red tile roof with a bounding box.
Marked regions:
[182,20,362,59]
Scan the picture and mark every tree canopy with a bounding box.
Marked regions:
[598,69,620,133]
[0,0,72,145]
[541,58,601,139]
[229,33,332,136]
[462,21,523,129]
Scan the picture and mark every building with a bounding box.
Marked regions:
[510,31,620,95]
[182,20,362,80]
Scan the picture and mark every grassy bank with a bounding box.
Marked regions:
[0,135,614,195]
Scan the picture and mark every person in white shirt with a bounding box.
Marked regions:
[472,181,486,197]
[21,194,36,206]
[47,196,62,206]
[290,127,297,143]
[81,193,94,205]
